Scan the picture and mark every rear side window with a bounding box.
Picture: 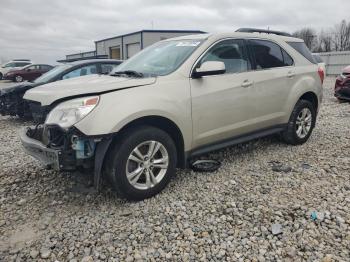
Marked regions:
[26,65,39,70]
[287,42,316,64]
[199,39,250,73]
[249,39,286,69]
[40,65,52,71]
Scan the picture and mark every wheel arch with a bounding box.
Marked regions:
[299,91,319,112]
[109,115,186,168]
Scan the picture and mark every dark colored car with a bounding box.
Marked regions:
[0,59,122,119]
[4,64,54,82]
[335,65,350,101]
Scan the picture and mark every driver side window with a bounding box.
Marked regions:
[199,39,250,74]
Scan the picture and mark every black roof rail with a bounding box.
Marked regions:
[236,28,292,37]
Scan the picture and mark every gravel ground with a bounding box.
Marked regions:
[0,77,349,261]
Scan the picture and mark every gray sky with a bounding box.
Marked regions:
[0,0,348,64]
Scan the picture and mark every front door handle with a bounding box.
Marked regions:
[241,80,253,88]
[287,71,296,78]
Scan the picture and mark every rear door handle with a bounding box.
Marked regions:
[287,71,296,78]
[241,80,253,88]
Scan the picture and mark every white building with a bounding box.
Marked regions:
[61,29,205,62]
[95,29,205,60]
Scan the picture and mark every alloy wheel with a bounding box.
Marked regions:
[126,140,169,190]
[295,108,312,139]
[15,75,23,82]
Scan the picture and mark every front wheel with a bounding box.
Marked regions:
[15,75,23,82]
[282,99,316,145]
[105,126,177,200]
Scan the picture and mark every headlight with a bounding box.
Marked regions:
[45,96,99,129]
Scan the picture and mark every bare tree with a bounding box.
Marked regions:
[317,30,332,52]
[332,20,350,51]
[293,28,317,50]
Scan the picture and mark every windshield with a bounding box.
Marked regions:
[34,64,72,83]
[111,40,203,76]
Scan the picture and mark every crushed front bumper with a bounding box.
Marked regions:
[20,128,61,169]
[19,125,94,171]
[20,125,114,189]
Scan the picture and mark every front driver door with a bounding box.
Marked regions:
[190,39,256,149]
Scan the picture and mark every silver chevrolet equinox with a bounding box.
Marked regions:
[21,29,324,200]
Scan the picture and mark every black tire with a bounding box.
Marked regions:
[105,126,177,201]
[282,99,316,145]
[0,73,3,80]
[190,159,221,172]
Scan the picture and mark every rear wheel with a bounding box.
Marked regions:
[105,126,177,200]
[282,99,316,145]
[15,75,23,82]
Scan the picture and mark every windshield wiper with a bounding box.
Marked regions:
[111,70,144,78]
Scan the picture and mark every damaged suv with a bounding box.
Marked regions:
[21,29,323,200]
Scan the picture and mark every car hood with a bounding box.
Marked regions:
[0,81,41,95]
[24,74,157,106]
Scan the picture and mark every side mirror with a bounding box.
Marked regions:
[192,61,226,78]
[26,68,31,72]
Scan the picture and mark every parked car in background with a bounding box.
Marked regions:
[4,64,53,82]
[0,59,32,80]
[313,54,326,78]
[21,30,323,200]
[0,59,122,119]
[334,65,350,101]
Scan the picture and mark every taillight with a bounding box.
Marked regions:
[318,67,325,85]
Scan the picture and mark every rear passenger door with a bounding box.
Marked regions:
[247,39,295,129]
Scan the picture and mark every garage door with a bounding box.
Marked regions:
[126,43,140,59]
[110,46,121,59]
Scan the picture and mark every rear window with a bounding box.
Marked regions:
[287,42,316,64]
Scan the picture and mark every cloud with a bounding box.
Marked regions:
[0,0,348,64]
